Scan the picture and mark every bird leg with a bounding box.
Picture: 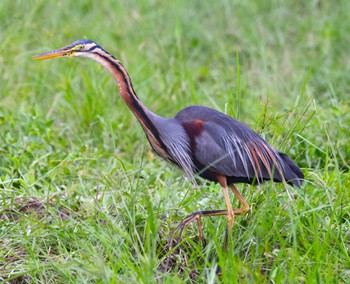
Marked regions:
[168,179,250,251]
[168,209,228,249]
[215,175,237,251]
[229,184,250,215]
[222,183,250,251]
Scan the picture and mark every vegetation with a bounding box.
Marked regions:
[1,0,349,283]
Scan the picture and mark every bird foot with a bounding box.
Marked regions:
[168,211,206,249]
[168,209,230,250]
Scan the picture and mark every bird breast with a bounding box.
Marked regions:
[150,115,195,181]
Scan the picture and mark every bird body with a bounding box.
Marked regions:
[34,40,304,250]
[147,105,303,187]
[175,106,303,186]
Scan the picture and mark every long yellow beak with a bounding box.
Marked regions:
[33,47,72,60]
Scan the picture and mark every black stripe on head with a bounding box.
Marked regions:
[86,45,100,52]
[71,39,95,46]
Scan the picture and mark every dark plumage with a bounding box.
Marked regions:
[174,105,303,186]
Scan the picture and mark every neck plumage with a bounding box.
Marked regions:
[84,48,170,159]
[87,50,149,124]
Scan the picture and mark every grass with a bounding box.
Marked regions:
[1,0,349,283]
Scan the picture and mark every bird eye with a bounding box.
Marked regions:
[74,45,84,51]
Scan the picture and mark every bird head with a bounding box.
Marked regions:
[33,39,99,60]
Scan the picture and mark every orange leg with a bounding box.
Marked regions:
[223,184,250,251]
[168,177,250,251]
[229,184,250,215]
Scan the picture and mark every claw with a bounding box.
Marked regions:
[168,210,229,249]
[168,211,204,249]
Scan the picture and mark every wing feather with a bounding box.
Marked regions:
[175,106,303,186]
[196,120,284,182]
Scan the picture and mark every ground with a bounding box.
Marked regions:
[0,1,349,283]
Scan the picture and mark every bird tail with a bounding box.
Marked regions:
[278,152,304,187]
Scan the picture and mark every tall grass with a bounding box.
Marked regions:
[1,0,349,283]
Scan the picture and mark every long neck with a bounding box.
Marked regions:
[86,50,151,124]
[84,48,170,158]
